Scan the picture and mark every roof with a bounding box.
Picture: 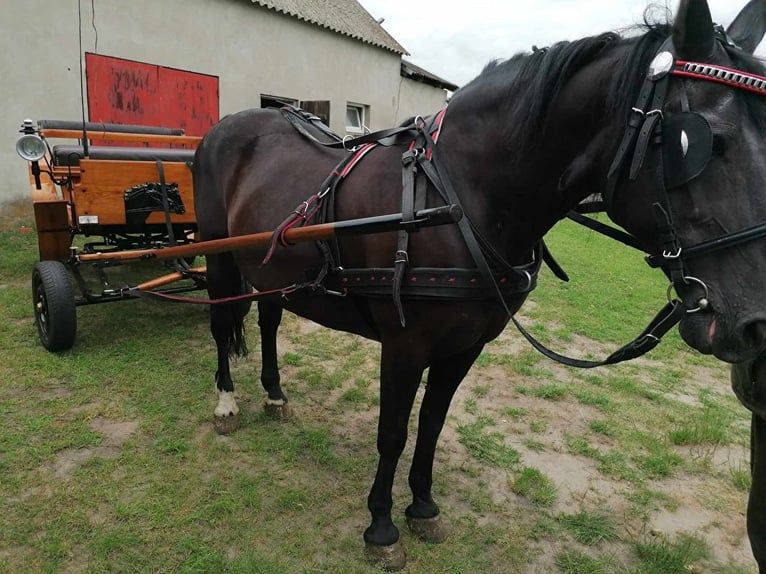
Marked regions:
[401,59,459,91]
[250,0,407,55]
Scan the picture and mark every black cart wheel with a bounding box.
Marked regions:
[32,261,77,352]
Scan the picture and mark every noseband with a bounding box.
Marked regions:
[605,33,766,313]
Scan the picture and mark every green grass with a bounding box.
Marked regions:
[557,511,619,545]
[633,533,711,574]
[0,209,755,573]
[511,467,558,507]
[456,417,521,468]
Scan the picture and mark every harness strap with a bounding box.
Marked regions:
[566,211,644,251]
[281,104,417,149]
[605,37,674,213]
[156,160,176,245]
[394,148,427,326]
[510,300,686,368]
[415,138,519,318]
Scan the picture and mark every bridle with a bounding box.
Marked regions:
[531,30,766,368]
[604,31,766,315]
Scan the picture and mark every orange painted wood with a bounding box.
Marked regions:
[77,223,337,262]
[33,202,71,260]
[134,267,206,290]
[75,159,196,225]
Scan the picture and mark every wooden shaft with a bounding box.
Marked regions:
[76,205,462,264]
[77,223,336,262]
[134,267,206,290]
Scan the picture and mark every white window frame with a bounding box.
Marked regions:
[346,103,368,134]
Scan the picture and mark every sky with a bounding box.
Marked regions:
[357,1,759,88]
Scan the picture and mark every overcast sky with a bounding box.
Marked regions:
[357,1,759,87]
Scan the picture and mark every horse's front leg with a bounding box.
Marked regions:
[749,412,766,572]
[732,359,766,572]
[406,343,484,544]
[364,343,425,571]
[257,300,291,418]
[207,252,250,434]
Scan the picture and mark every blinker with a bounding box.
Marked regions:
[662,112,713,189]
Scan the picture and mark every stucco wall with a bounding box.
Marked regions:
[0,0,445,204]
[394,78,450,125]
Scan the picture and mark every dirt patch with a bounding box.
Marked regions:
[51,417,138,479]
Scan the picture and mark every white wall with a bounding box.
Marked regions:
[0,0,447,205]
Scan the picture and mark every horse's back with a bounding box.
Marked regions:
[194,108,341,236]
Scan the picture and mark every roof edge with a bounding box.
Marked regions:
[250,0,408,55]
[401,59,459,91]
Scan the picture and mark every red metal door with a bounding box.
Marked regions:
[85,53,218,139]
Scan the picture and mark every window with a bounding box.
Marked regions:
[346,103,368,134]
[260,94,298,109]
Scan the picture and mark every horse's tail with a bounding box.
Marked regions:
[217,251,250,360]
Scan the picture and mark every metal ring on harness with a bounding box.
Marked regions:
[666,275,710,313]
[342,135,357,152]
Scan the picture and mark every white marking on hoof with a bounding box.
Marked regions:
[265,398,285,406]
[215,390,239,418]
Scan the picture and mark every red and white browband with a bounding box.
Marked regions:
[673,60,766,95]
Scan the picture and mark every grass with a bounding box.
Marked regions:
[557,511,618,546]
[511,467,558,507]
[0,206,756,573]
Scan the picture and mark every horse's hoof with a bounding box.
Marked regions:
[364,541,406,571]
[213,413,240,435]
[264,400,292,420]
[406,515,447,543]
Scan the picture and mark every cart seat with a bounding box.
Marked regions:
[51,145,196,166]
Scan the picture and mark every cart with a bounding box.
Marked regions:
[15,118,461,352]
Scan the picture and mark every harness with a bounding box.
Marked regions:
[275,105,541,327]
[208,30,766,369]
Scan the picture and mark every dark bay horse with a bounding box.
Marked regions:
[193,0,766,569]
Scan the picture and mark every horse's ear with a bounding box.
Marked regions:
[673,0,715,60]
[726,0,766,54]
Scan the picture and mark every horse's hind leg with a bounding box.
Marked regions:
[207,251,250,434]
[749,413,766,572]
[406,343,484,544]
[257,300,291,419]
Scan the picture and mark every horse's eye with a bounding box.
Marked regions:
[712,134,726,155]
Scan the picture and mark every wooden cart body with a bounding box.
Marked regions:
[26,120,201,261]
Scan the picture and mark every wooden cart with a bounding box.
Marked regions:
[17,118,204,351]
[15,118,462,352]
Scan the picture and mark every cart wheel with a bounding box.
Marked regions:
[32,261,77,352]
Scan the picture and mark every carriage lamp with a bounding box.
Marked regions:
[16,120,46,162]
[16,119,46,189]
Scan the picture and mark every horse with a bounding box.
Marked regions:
[192,0,766,569]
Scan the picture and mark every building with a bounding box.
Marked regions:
[1,0,457,203]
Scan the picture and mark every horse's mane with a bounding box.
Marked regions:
[450,14,766,149]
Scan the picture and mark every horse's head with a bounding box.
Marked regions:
[606,0,766,363]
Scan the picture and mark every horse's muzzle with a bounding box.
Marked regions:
[681,311,766,363]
